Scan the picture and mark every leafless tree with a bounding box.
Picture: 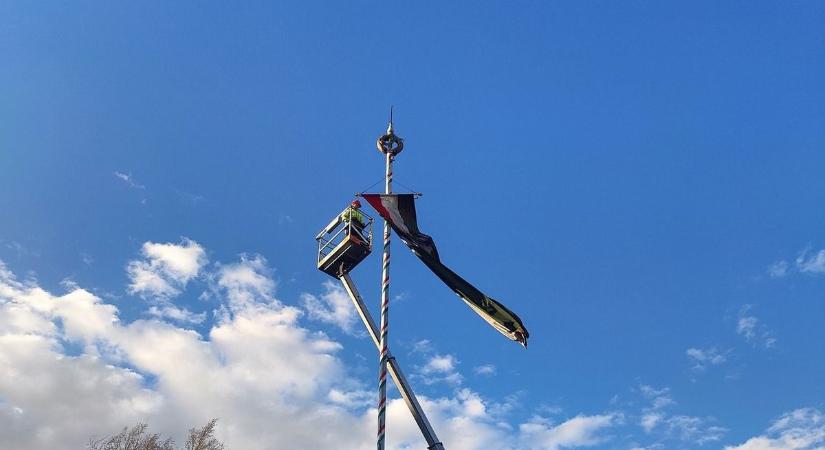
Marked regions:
[184,419,224,450]
[87,423,174,450]
[88,420,223,450]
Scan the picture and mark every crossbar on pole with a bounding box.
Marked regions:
[340,274,445,450]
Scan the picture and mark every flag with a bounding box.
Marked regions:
[362,194,529,347]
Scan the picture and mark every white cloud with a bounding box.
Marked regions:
[796,249,825,274]
[1,252,627,450]
[126,238,208,324]
[423,354,457,373]
[328,388,374,409]
[738,316,758,340]
[147,305,206,324]
[637,384,726,445]
[639,385,674,410]
[127,262,179,298]
[686,347,727,371]
[127,238,207,300]
[725,408,825,450]
[737,305,777,349]
[474,364,497,376]
[641,413,664,433]
[638,385,672,435]
[1,256,357,449]
[214,254,276,312]
[113,171,145,189]
[519,413,621,450]
[665,415,726,445]
[419,354,463,386]
[767,246,825,278]
[301,281,358,334]
[411,339,434,354]
[408,341,464,385]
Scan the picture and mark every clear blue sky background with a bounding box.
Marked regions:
[1,2,824,448]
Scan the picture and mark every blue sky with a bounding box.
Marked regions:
[1,2,824,449]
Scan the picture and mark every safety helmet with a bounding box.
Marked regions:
[351,199,361,208]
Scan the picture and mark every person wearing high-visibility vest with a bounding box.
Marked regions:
[342,199,366,237]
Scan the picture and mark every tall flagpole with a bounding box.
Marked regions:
[376,111,403,450]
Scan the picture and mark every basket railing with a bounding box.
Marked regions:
[316,209,374,265]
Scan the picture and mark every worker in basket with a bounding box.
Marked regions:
[342,199,367,240]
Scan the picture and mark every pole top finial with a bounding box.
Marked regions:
[377,106,404,156]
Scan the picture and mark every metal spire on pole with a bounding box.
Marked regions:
[376,109,403,450]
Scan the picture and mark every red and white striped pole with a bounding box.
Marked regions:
[376,115,403,450]
[377,150,391,450]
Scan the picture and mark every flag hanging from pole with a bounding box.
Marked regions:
[361,193,529,347]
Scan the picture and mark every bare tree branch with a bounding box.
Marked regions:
[89,420,220,450]
[184,419,224,450]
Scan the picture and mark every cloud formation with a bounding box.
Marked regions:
[407,341,465,387]
[13,243,805,450]
[127,238,207,300]
[686,347,727,371]
[474,364,497,376]
[113,171,146,189]
[637,384,726,445]
[767,260,789,278]
[1,250,626,450]
[725,408,825,450]
[768,246,825,278]
[737,305,777,349]
[519,413,621,450]
[419,354,463,386]
[796,249,825,274]
[126,238,207,323]
[301,281,359,334]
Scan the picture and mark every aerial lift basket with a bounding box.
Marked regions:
[316,208,374,276]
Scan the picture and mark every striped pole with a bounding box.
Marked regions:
[377,149,392,450]
[375,112,403,450]
[339,273,444,449]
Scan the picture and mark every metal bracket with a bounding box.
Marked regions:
[339,274,445,450]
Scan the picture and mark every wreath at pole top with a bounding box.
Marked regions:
[376,123,404,156]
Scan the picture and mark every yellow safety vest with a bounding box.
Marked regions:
[343,208,365,226]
